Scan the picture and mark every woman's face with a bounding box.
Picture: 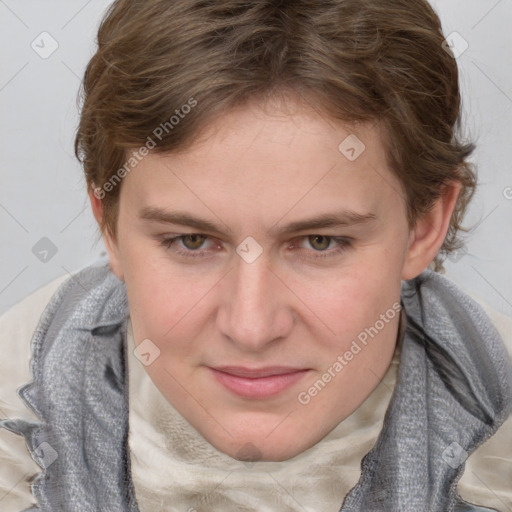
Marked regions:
[98,98,436,461]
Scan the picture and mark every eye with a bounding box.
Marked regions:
[158,233,353,261]
[159,234,214,257]
[178,234,207,250]
[306,235,331,251]
[294,235,353,260]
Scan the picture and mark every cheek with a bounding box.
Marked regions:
[126,272,203,341]
[120,247,176,335]
[122,253,216,362]
[293,250,402,340]
[320,283,398,357]
[312,272,401,393]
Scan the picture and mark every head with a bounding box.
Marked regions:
[76,0,476,461]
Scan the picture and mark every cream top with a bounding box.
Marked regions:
[1,273,511,511]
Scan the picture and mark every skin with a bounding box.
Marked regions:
[89,95,460,462]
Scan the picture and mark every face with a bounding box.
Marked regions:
[95,97,454,462]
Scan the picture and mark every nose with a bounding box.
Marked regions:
[216,252,294,352]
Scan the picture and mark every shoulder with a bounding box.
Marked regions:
[0,272,70,510]
[472,298,512,360]
[447,276,512,509]
[436,270,512,359]
[0,272,71,411]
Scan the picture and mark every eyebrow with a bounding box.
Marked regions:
[138,206,377,236]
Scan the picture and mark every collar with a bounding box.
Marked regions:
[126,313,403,511]
[2,264,510,511]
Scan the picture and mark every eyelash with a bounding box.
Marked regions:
[158,234,353,260]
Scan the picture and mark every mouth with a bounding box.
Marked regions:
[208,366,311,399]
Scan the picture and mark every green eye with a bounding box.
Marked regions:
[159,233,353,262]
[158,234,212,257]
[307,235,331,251]
[180,234,207,250]
[295,235,353,261]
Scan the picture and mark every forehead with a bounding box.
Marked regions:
[120,100,404,230]
[169,99,386,164]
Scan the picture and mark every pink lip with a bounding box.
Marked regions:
[209,366,310,399]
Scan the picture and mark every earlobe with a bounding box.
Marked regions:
[401,182,461,281]
[88,188,125,282]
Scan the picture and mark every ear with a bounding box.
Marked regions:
[88,188,125,282]
[401,181,461,281]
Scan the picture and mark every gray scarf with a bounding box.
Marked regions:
[1,263,511,511]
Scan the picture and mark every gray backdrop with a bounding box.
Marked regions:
[1,0,511,316]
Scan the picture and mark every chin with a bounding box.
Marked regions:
[204,428,314,462]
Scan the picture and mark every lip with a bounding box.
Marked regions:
[214,365,306,378]
[209,366,310,399]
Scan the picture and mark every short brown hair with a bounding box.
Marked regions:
[75,0,477,270]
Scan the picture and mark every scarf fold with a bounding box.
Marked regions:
[0,264,137,511]
[340,272,512,511]
[1,263,511,511]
